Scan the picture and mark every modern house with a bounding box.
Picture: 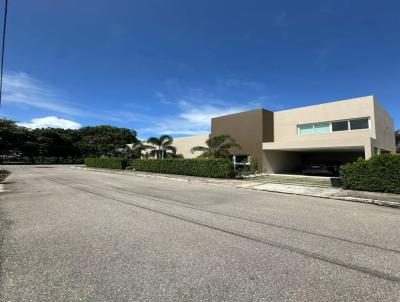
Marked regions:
[173,96,396,173]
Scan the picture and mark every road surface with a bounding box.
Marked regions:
[0,165,399,301]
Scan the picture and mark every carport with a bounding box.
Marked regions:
[262,137,374,174]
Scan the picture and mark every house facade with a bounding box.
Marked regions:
[173,96,396,173]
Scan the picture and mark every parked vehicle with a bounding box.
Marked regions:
[302,161,343,176]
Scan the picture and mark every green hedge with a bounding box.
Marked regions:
[132,158,234,178]
[84,157,128,170]
[340,154,400,194]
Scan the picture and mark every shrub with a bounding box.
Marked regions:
[132,158,234,178]
[340,154,400,194]
[84,157,128,170]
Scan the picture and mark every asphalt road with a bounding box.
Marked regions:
[0,166,399,301]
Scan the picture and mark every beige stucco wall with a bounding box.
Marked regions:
[272,96,376,143]
[262,95,396,172]
[172,134,209,158]
[373,97,396,153]
[211,109,274,170]
[262,151,301,173]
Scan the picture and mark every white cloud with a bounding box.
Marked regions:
[19,116,82,129]
[3,71,83,116]
[139,100,249,136]
[248,95,285,110]
[140,82,285,137]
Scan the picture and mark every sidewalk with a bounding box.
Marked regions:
[237,182,400,208]
[71,166,400,208]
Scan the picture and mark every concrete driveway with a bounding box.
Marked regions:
[0,165,399,301]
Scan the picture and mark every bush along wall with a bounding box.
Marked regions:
[84,157,128,170]
[132,158,234,178]
[340,154,400,194]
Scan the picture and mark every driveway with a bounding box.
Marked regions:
[0,165,399,301]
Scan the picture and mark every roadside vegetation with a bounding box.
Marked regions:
[84,135,241,178]
[340,153,400,194]
[132,158,234,178]
[0,118,138,164]
[1,119,239,178]
[146,135,180,159]
[84,158,128,170]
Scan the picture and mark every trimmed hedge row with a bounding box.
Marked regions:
[84,157,128,170]
[340,154,400,194]
[132,158,234,178]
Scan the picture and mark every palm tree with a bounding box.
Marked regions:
[147,135,177,159]
[126,141,155,159]
[191,135,241,158]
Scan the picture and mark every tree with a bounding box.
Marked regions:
[191,135,241,158]
[19,130,39,163]
[0,119,140,162]
[147,135,176,159]
[32,128,79,162]
[396,129,400,153]
[0,119,27,155]
[126,141,155,159]
[77,126,138,157]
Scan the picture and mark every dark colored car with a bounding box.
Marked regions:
[302,161,343,176]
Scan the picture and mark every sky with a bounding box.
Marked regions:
[1,0,399,139]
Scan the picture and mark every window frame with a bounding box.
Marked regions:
[314,122,331,134]
[349,117,370,131]
[297,123,315,135]
[332,120,349,132]
[297,117,370,135]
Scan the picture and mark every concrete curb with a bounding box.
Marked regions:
[241,186,400,209]
[71,166,400,209]
[69,166,239,187]
[332,196,400,208]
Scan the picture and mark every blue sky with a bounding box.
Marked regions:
[1,0,399,138]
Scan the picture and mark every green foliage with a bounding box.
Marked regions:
[340,154,400,194]
[84,157,128,170]
[132,158,234,178]
[0,118,138,162]
[146,135,176,159]
[32,128,80,162]
[0,119,33,155]
[191,134,241,158]
[396,129,400,153]
[126,141,155,159]
[78,125,138,157]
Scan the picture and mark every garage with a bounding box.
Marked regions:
[299,150,365,176]
[263,146,366,175]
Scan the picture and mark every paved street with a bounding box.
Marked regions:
[0,165,399,301]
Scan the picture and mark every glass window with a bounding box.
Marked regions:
[234,155,249,164]
[332,120,349,132]
[298,124,314,134]
[350,118,369,130]
[314,123,330,133]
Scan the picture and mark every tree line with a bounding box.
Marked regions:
[0,119,138,163]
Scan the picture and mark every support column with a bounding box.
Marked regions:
[364,138,377,159]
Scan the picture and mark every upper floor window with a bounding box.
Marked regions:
[298,117,369,135]
[349,118,369,130]
[298,124,314,134]
[332,120,348,131]
[314,123,330,133]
